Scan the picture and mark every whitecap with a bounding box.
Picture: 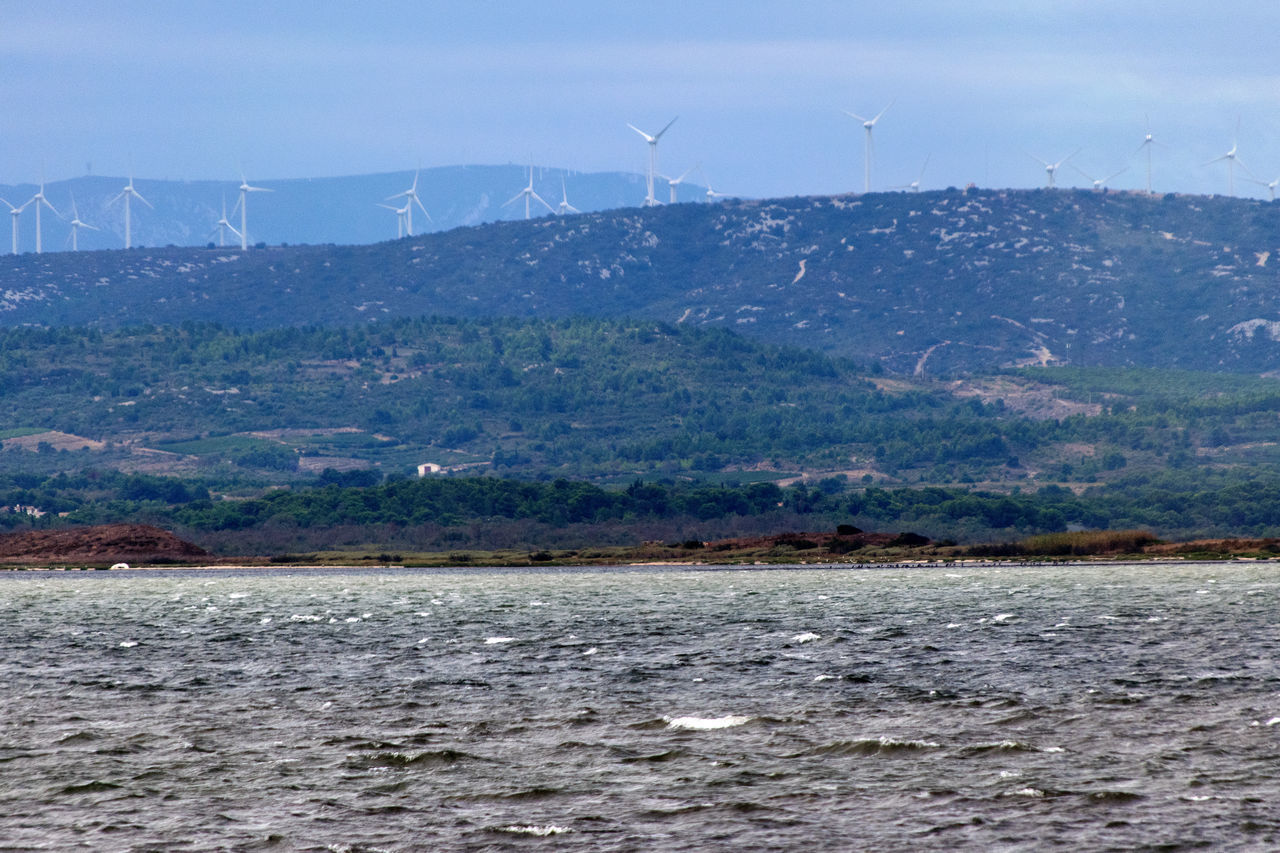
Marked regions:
[259,617,272,625]
[228,593,247,599]
[119,641,138,648]
[814,674,836,682]
[500,825,571,836]
[290,614,322,622]
[666,715,752,730]
[1266,717,1280,727]
[791,632,821,643]
[485,637,516,645]
[992,613,1015,623]
[344,617,360,623]
[1006,787,1045,798]
[583,647,598,655]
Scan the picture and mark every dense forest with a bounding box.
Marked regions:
[5,466,1280,554]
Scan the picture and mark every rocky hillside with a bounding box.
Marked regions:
[3,188,1280,373]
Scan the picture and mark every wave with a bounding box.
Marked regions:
[666,715,752,730]
[800,737,942,757]
[344,749,483,769]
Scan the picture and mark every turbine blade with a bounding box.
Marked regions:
[653,116,678,140]
[870,98,896,124]
[843,110,868,122]
[502,191,524,208]
[1027,153,1050,167]
[134,189,154,209]
[413,196,431,221]
[531,191,553,212]
[627,123,654,142]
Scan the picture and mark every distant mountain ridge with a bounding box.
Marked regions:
[3,187,1280,373]
[0,165,695,252]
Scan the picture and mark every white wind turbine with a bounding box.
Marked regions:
[1205,121,1251,197]
[503,166,553,220]
[891,155,930,192]
[108,174,152,249]
[232,172,272,250]
[26,177,59,254]
[65,194,99,251]
[1245,175,1280,201]
[627,116,678,206]
[661,165,696,204]
[1029,149,1079,188]
[0,198,30,255]
[1070,163,1128,191]
[844,99,894,193]
[387,170,430,236]
[209,195,242,247]
[1135,115,1166,194]
[377,201,409,238]
[555,177,580,216]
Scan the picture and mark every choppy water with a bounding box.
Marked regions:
[1,562,1279,851]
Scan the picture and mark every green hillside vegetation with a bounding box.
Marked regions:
[6,318,1280,489]
[7,188,1280,373]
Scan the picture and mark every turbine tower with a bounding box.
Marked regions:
[209,195,242,247]
[1135,115,1165,194]
[556,177,580,216]
[108,175,152,249]
[844,99,894,193]
[387,170,430,236]
[65,194,99,251]
[627,116,678,206]
[0,198,30,255]
[377,201,409,238]
[1029,150,1079,188]
[1070,164,1128,191]
[502,167,553,220]
[1205,121,1250,197]
[26,178,59,254]
[662,165,695,204]
[232,172,272,250]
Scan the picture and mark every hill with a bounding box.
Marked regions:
[2,188,1280,373]
[4,318,1280,493]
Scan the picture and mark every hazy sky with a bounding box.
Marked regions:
[7,2,1280,199]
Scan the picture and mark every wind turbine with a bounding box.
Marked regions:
[65,194,99,251]
[209,195,242,247]
[108,174,152,249]
[377,201,409,238]
[1135,115,1165,194]
[844,99,894,193]
[1205,121,1251,197]
[387,170,430,236]
[890,155,930,192]
[502,166,553,220]
[1029,149,1079,188]
[555,177,580,216]
[231,172,272,250]
[627,116,678,206]
[0,198,30,255]
[1245,175,1280,201]
[26,178,59,254]
[1070,163,1128,191]
[661,165,696,204]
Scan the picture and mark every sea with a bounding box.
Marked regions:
[0,561,1277,851]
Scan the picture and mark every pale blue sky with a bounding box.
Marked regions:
[6,1,1280,198]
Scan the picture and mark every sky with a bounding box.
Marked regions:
[7,1,1280,200]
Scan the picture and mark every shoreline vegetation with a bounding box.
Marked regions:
[3,524,1279,571]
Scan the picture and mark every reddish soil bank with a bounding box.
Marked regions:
[0,524,207,564]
